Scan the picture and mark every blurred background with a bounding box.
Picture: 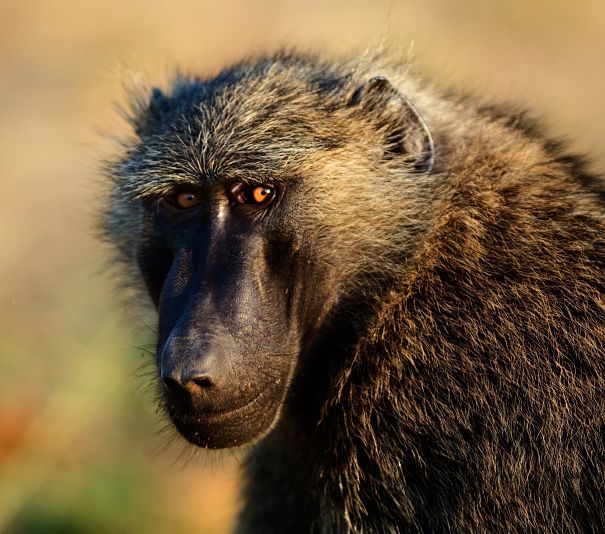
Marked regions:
[1,0,604,532]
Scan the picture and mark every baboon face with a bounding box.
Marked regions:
[127,68,433,449]
[138,179,322,448]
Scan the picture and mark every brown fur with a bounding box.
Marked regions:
[104,51,605,532]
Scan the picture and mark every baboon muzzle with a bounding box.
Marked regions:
[154,219,298,448]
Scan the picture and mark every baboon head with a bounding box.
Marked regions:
[109,56,434,448]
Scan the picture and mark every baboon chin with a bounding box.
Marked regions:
[164,381,286,449]
[104,51,605,532]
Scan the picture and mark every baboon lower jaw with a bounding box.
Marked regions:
[165,386,286,449]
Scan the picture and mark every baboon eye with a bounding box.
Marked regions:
[231,184,276,206]
[175,191,200,209]
[159,190,200,211]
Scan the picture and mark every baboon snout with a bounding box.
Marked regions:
[159,333,224,400]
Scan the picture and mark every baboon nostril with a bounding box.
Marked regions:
[161,368,214,393]
[187,373,214,390]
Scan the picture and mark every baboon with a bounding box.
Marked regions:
[104,51,605,532]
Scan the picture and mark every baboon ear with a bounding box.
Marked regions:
[133,87,171,137]
[348,77,434,173]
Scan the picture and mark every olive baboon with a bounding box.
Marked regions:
[104,52,605,532]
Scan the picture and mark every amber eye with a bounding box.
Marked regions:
[175,191,200,209]
[158,190,201,214]
[251,186,273,203]
[232,184,276,206]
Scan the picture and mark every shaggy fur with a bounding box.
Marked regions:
[104,51,605,532]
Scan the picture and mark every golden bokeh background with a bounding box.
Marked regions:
[1,1,604,532]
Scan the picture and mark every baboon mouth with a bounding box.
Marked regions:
[166,389,281,448]
[202,390,267,420]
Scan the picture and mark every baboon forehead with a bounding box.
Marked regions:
[193,71,349,171]
[119,60,357,196]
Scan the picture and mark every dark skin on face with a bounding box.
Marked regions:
[137,179,321,448]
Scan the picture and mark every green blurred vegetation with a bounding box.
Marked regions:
[1,0,604,532]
